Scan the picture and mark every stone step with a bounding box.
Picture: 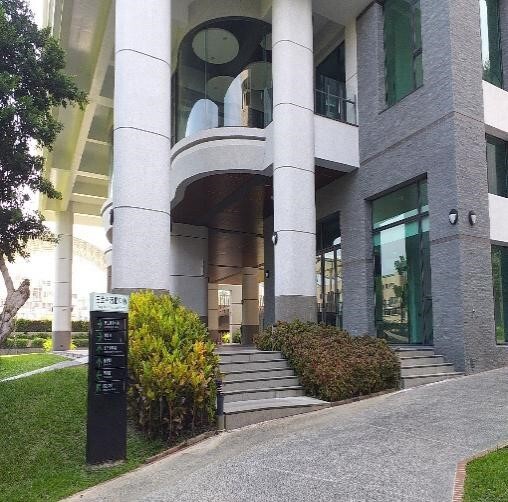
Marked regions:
[223,376,300,392]
[400,363,454,377]
[394,347,436,358]
[224,396,329,430]
[223,385,304,403]
[221,367,295,382]
[399,355,445,367]
[219,359,289,372]
[217,350,283,364]
[401,372,463,388]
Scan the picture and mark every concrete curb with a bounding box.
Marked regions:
[452,442,508,502]
[143,430,219,465]
[329,388,398,407]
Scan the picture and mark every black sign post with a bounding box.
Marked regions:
[86,293,129,465]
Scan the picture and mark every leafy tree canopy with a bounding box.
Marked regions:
[0,0,87,262]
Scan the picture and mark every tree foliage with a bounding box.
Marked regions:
[0,0,87,341]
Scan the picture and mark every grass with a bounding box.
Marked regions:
[464,447,508,502]
[0,366,166,502]
[0,353,67,380]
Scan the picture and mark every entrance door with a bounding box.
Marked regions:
[316,246,343,328]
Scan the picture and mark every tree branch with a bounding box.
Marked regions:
[0,255,14,293]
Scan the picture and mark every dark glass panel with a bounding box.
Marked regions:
[486,135,508,197]
[492,245,508,344]
[480,0,504,88]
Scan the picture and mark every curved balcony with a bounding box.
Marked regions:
[100,198,113,244]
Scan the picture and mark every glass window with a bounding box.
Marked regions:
[175,18,272,144]
[487,135,508,197]
[492,245,508,344]
[384,0,423,106]
[480,0,504,88]
[316,215,342,328]
[373,180,432,344]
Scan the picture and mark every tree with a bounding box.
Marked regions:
[0,0,87,342]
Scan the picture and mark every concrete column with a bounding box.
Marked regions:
[241,268,259,345]
[263,216,275,328]
[112,0,171,294]
[52,210,73,351]
[272,0,317,322]
[229,285,242,338]
[169,223,208,323]
[208,283,220,343]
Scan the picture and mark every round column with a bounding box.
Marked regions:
[229,285,243,340]
[272,0,317,322]
[112,0,172,293]
[52,210,73,351]
[241,268,259,345]
[208,283,220,343]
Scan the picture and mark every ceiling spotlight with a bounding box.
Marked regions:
[448,209,458,225]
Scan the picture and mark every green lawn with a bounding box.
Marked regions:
[464,447,508,502]
[0,353,67,380]
[0,366,166,502]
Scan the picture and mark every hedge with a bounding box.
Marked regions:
[255,321,400,402]
[14,319,89,333]
[128,291,219,442]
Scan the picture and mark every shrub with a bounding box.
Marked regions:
[30,338,46,348]
[13,319,89,333]
[73,338,88,348]
[255,321,400,402]
[128,291,219,442]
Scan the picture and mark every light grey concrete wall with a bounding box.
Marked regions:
[316,0,508,373]
[169,223,208,322]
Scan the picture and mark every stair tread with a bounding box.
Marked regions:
[402,363,453,369]
[223,385,303,395]
[219,358,287,364]
[224,396,328,414]
[215,350,280,355]
[398,355,444,360]
[402,372,463,379]
[224,376,298,385]
[221,367,293,375]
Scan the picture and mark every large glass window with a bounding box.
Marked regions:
[174,18,272,144]
[384,0,423,106]
[492,245,508,344]
[480,0,504,88]
[316,215,342,328]
[487,134,508,197]
[373,180,433,344]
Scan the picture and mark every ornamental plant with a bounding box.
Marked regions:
[255,321,400,402]
[128,291,219,442]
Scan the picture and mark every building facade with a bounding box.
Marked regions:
[42,0,508,372]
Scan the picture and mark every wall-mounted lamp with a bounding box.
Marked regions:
[264,270,270,279]
[448,209,458,225]
[468,211,477,226]
[272,232,278,245]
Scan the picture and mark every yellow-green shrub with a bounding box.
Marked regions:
[128,291,219,441]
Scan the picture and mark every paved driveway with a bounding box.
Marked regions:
[68,367,508,502]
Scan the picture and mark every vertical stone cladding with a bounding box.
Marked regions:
[112,0,171,294]
[500,0,508,92]
[208,283,220,343]
[315,0,508,372]
[241,268,259,344]
[263,216,275,328]
[272,0,317,322]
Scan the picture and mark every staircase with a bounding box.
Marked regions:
[394,346,463,388]
[217,346,329,430]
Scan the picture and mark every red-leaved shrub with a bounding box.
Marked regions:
[255,321,400,402]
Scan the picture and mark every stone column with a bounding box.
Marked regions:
[208,283,220,343]
[169,223,208,323]
[241,268,259,345]
[263,216,275,328]
[112,0,171,294]
[52,210,73,351]
[272,0,316,322]
[229,285,243,339]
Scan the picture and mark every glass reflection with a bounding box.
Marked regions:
[175,18,272,143]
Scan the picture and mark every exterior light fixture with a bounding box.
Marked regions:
[264,270,270,279]
[272,232,278,245]
[448,209,458,225]
[468,211,477,226]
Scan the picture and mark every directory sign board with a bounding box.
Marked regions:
[86,293,129,465]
